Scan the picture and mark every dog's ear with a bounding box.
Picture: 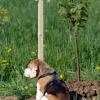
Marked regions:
[28,59,40,68]
[38,60,54,76]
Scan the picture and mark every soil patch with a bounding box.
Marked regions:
[65,80,100,98]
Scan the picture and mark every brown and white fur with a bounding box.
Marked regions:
[24,59,70,100]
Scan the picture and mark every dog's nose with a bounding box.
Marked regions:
[24,68,31,77]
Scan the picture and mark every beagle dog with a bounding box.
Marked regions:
[24,59,70,100]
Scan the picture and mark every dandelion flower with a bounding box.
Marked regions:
[2,60,9,65]
[22,86,29,91]
[3,16,10,22]
[96,66,100,70]
[2,60,8,63]
[21,86,28,91]
[24,86,29,90]
[6,48,12,53]
[0,8,8,13]
[60,74,64,80]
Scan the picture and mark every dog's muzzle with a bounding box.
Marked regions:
[24,68,31,77]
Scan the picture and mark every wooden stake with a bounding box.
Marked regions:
[38,0,44,61]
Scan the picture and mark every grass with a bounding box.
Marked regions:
[0,0,100,98]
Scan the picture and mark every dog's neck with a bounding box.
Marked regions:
[38,71,56,79]
[36,65,56,93]
[37,73,56,93]
[37,66,55,79]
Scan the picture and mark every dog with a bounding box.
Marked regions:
[24,59,70,100]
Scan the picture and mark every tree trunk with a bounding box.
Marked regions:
[38,0,44,61]
[72,27,81,81]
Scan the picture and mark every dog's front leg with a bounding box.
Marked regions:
[36,83,43,100]
[36,91,43,100]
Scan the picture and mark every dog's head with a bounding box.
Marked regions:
[24,59,54,78]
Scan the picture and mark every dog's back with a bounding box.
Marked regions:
[44,78,70,100]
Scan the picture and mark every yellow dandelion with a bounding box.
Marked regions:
[2,16,10,22]
[21,86,29,91]
[1,60,9,65]
[0,8,8,13]
[60,74,64,80]
[96,66,100,70]
[2,60,8,63]
[6,48,12,53]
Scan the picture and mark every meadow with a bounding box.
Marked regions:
[0,0,100,99]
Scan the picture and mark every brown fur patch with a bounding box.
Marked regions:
[38,76,54,93]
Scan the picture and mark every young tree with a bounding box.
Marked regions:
[59,0,88,81]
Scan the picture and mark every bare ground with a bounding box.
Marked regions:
[65,80,100,98]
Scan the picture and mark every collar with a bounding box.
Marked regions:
[38,71,57,80]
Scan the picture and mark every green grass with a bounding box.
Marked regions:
[0,0,100,98]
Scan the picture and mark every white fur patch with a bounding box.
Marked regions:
[41,96,48,100]
[36,83,43,100]
[31,66,38,70]
[24,67,37,78]
[24,68,31,77]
